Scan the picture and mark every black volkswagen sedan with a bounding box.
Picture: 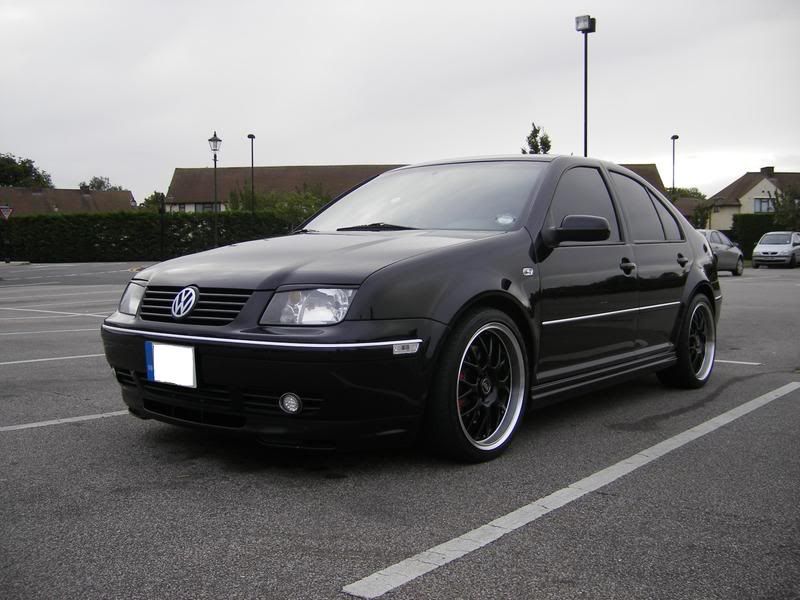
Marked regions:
[102,156,721,462]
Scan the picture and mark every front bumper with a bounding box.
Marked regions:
[101,316,447,448]
[752,254,792,265]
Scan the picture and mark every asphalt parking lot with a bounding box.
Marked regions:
[1,262,798,600]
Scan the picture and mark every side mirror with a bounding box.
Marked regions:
[545,214,611,246]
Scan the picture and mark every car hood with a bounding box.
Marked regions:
[754,243,792,253]
[141,230,501,289]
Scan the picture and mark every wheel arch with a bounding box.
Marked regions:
[443,291,536,366]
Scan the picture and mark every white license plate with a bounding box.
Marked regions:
[145,341,196,388]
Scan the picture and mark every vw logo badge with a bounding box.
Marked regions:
[171,287,198,319]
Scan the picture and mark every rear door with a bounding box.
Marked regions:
[608,171,689,352]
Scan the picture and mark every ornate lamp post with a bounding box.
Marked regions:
[247,133,256,214]
[575,15,596,158]
[208,130,222,247]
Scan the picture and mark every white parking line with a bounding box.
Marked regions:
[0,290,121,301]
[0,282,56,288]
[715,359,762,366]
[0,314,105,321]
[0,410,128,432]
[10,299,119,309]
[0,354,105,366]
[0,328,98,336]
[0,307,108,318]
[342,381,800,599]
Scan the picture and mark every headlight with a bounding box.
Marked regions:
[261,288,356,325]
[778,249,789,256]
[118,281,146,315]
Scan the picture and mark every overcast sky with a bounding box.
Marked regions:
[3,0,799,202]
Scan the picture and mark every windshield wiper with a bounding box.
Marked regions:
[336,222,417,232]
[291,228,318,234]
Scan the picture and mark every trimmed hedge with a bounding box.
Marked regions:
[0,211,295,263]
[730,213,776,259]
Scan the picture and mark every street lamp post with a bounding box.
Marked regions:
[208,131,222,247]
[159,193,165,260]
[575,15,596,158]
[247,133,255,214]
[671,134,679,198]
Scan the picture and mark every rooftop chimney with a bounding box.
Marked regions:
[760,166,775,177]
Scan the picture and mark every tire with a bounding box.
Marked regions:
[732,257,744,276]
[790,255,797,268]
[425,308,528,462]
[752,263,760,269]
[657,295,716,389]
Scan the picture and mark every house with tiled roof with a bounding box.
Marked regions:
[165,162,668,212]
[708,166,800,230]
[165,165,403,212]
[0,187,136,215]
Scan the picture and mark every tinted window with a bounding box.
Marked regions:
[306,161,545,232]
[649,192,683,241]
[548,167,620,242]
[610,173,664,242]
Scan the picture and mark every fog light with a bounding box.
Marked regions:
[279,393,302,414]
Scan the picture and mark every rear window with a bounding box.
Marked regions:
[649,191,683,241]
[609,172,664,242]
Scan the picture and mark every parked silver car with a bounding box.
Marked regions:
[752,231,800,268]
[697,229,744,275]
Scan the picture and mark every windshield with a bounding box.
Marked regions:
[305,161,545,232]
[759,233,791,245]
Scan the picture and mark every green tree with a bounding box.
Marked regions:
[141,191,166,212]
[79,175,125,192]
[521,122,551,155]
[668,187,705,200]
[769,186,800,230]
[0,153,54,188]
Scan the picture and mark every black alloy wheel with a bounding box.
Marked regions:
[426,309,528,462]
[657,295,716,389]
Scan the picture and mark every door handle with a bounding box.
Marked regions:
[620,258,636,275]
[677,254,689,267]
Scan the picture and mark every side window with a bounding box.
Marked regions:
[610,172,665,242]
[649,191,683,241]
[718,232,733,246]
[710,231,722,244]
[548,167,620,242]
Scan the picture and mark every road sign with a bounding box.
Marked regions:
[0,206,12,221]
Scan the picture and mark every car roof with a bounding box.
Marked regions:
[392,154,640,173]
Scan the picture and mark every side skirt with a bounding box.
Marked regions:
[529,352,677,409]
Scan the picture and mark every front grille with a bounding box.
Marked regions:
[140,286,252,325]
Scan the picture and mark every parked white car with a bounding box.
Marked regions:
[752,231,800,268]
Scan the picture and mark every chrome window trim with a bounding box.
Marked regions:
[542,301,681,326]
[102,324,422,352]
